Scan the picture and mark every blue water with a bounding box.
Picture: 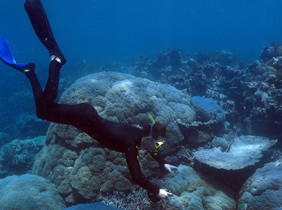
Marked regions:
[0,0,282,110]
[1,0,282,66]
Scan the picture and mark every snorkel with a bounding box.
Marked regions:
[148,114,165,156]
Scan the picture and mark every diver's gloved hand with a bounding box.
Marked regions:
[148,189,172,202]
[164,164,178,174]
[158,189,173,198]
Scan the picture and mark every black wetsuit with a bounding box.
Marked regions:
[23,0,160,200]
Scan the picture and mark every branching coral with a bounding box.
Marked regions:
[99,186,173,210]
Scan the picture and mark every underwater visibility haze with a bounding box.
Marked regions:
[0,0,281,209]
[1,0,282,63]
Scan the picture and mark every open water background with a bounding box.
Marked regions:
[0,0,282,137]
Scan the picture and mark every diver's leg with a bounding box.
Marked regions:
[24,0,66,64]
[28,58,101,128]
[42,57,63,103]
[24,64,44,108]
[34,101,101,128]
[23,1,101,130]
[25,66,80,125]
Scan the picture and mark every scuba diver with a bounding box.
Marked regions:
[0,0,177,202]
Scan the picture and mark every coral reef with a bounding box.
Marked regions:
[191,96,226,125]
[193,135,277,170]
[65,202,119,210]
[14,114,49,139]
[1,45,279,208]
[177,96,226,147]
[32,72,196,204]
[0,90,48,140]
[164,165,236,209]
[0,132,9,147]
[99,186,176,210]
[131,48,281,141]
[0,136,45,177]
[0,174,65,209]
[238,160,282,210]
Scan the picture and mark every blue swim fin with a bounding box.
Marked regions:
[0,35,29,71]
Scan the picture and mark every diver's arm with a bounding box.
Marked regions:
[125,145,173,202]
[125,146,160,194]
[149,151,167,174]
[148,145,178,174]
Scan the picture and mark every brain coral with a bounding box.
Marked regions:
[32,72,195,204]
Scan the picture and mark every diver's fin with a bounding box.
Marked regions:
[24,0,66,65]
[0,36,34,72]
